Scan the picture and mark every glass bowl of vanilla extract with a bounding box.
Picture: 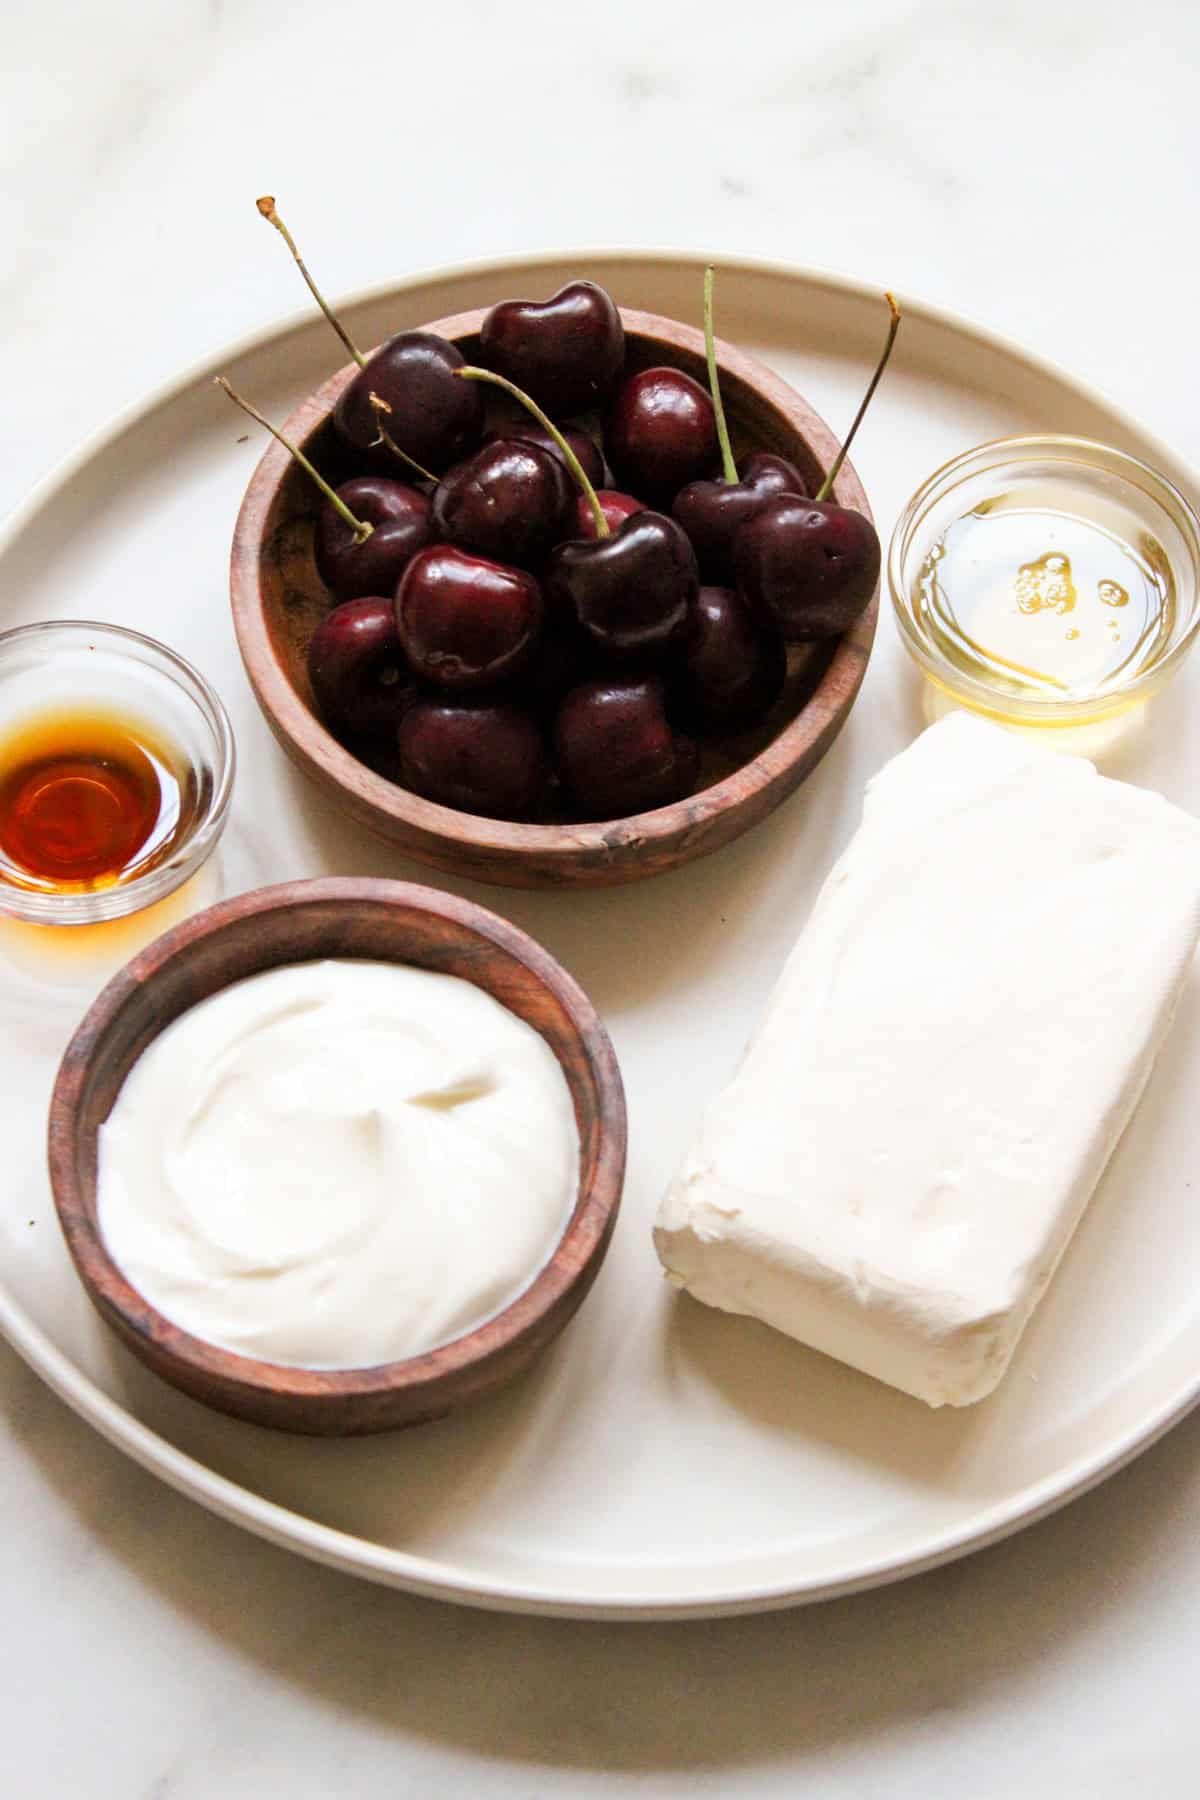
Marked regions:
[888,436,1200,728]
[0,621,235,926]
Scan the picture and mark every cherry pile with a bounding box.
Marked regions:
[223,206,900,823]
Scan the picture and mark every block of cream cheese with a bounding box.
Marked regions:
[654,714,1200,1406]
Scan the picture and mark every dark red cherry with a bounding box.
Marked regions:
[546,511,697,658]
[307,597,415,737]
[395,546,542,690]
[518,618,590,720]
[739,451,810,490]
[554,677,697,820]
[485,420,606,489]
[398,701,545,819]
[574,489,647,540]
[734,496,880,641]
[604,366,720,503]
[672,586,786,734]
[431,439,571,569]
[479,282,624,416]
[313,477,432,601]
[333,332,485,473]
[672,452,809,584]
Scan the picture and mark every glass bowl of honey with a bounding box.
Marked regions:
[888,436,1200,727]
[0,621,235,925]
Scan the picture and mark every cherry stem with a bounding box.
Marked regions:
[255,195,366,370]
[815,291,902,504]
[367,394,437,484]
[703,267,738,485]
[215,377,373,542]
[455,366,609,538]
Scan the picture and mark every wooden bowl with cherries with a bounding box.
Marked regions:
[47,877,626,1435]
[229,269,897,889]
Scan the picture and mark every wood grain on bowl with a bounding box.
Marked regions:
[230,306,877,888]
[47,878,626,1435]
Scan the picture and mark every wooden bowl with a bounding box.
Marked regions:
[230,307,878,889]
[46,877,626,1435]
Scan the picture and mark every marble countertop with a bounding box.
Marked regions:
[4,2,1200,1793]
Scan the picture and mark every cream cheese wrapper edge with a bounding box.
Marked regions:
[653,713,1200,1407]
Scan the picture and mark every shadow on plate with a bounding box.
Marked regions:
[660,1287,981,1488]
[273,702,862,1022]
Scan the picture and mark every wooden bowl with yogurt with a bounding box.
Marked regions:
[47,877,626,1434]
[230,306,878,889]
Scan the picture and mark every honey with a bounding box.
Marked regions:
[891,437,1200,734]
[0,706,193,893]
[912,482,1175,706]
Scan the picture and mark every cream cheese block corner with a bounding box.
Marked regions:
[653,713,1200,1407]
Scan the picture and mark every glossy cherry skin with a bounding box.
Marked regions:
[574,489,647,541]
[734,496,880,641]
[554,677,697,820]
[307,597,415,738]
[333,332,485,473]
[395,546,543,691]
[604,366,720,503]
[398,701,545,819]
[479,281,624,416]
[546,511,697,659]
[431,439,571,569]
[485,420,606,489]
[741,450,811,491]
[313,477,432,602]
[671,586,787,734]
[672,452,809,584]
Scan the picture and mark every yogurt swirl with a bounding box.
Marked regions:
[97,959,579,1367]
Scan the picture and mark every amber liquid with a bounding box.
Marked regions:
[0,706,192,893]
[914,486,1175,706]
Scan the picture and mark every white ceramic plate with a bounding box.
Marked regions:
[3,253,1200,1621]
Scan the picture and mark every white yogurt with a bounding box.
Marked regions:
[96,959,579,1368]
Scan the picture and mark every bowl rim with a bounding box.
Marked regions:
[887,432,1200,724]
[0,616,237,924]
[229,304,877,870]
[46,875,627,1410]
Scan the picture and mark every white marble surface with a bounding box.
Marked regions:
[3,0,1200,1793]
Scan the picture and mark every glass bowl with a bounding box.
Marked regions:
[0,621,235,925]
[888,436,1200,727]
